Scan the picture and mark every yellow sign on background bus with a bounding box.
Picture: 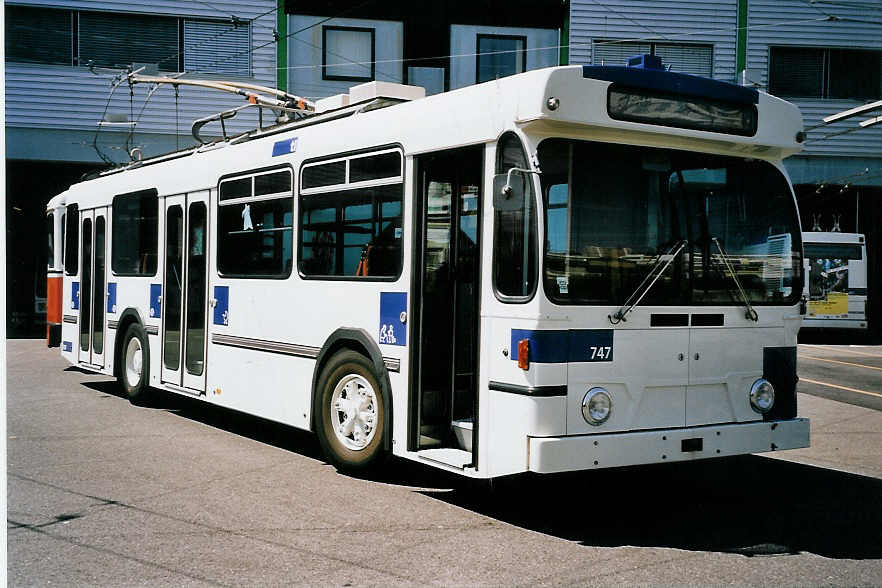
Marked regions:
[808,292,849,317]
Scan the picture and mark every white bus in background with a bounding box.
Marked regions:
[802,232,868,331]
[49,56,809,478]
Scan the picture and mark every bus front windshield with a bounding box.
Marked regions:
[539,139,802,307]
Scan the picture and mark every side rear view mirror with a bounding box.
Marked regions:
[493,167,536,211]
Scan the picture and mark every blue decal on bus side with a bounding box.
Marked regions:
[63,341,72,352]
[150,284,162,318]
[272,137,298,157]
[510,329,614,363]
[107,282,117,314]
[379,292,406,346]
[71,282,79,310]
[214,286,229,326]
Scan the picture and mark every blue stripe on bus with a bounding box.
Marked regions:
[71,282,79,310]
[510,329,614,363]
[582,65,759,105]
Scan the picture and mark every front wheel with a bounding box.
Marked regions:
[117,322,152,405]
[315,350,386,472]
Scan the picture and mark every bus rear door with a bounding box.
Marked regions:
[78,207,108,368]
[160,192,209,393]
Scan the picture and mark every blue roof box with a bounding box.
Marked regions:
[626,54,664,70]
[583,57,759,105]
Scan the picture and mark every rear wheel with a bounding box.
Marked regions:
[315,350,386,472]
[118,323,152,405]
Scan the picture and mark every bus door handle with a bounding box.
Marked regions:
[209,298,217,308]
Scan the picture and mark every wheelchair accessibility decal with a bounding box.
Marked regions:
[379,292,406,346]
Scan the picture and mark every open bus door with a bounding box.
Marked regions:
[410,146,483,468]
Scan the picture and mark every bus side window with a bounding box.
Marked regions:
[299,150,404,280]
[111,189,159,276]
[217,169,294,278]
[493,132,537,300]
[64,204,79,275]
[299,185,403,278]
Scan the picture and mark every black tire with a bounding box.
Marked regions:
[315,350,386,472]
[117,322,153,405]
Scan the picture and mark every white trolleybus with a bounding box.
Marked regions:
[802,231,869,332]
[51,55,810,477]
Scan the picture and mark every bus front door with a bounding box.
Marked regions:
[78,207,108,368]
[161,192,209,393]
[411,147,483,462]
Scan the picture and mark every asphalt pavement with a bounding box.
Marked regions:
[7,339,882,586]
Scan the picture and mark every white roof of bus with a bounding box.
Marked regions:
[57,65,804,209]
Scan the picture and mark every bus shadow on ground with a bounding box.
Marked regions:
[80,379,325,461]
[421,456,882,560]
[78,379,880,560]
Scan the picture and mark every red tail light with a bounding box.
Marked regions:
[517,339,530,370]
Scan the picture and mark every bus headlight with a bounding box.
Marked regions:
[582,387,612,425]
[750,379,775,414]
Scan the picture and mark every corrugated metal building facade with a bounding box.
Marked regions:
[6,0,278,163]
[5,0,278,335]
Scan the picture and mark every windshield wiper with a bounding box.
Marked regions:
[609,239,687,324]
[711,237,759,322]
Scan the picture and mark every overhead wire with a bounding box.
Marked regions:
[581,0,672,41]
[186,0,379,77]
[246,16,832,76]
[97,5,872,156]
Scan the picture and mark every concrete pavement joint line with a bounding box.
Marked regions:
[10,472,427,585]
[7,520,232,587]
[799,377,882,399]
[798,353,882,372]
[802,344,882,358]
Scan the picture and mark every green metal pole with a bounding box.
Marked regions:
[560,4,570,66]
[276,0,287,92]
[736,0,747,80]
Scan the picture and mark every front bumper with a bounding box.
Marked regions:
[528,418,810,473]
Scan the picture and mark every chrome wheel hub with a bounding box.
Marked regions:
[330,374,378,451]
[125,337,143,388]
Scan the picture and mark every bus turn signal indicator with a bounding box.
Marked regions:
[518,339,530,370]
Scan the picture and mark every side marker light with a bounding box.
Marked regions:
[517,339,530,370]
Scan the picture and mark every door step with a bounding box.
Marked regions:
[451,418,473,451]
[417,448,472,469]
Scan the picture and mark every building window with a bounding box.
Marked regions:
[79,12,179,70]
[184,19,251,76]
[5,6,73,65]
[476,34,526,83]
[769,47,881,100]
[112,190,158,276]
[218,168,294,278]
[322,26,375,81]
[593,41,713,77]
[5,7,250,75]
